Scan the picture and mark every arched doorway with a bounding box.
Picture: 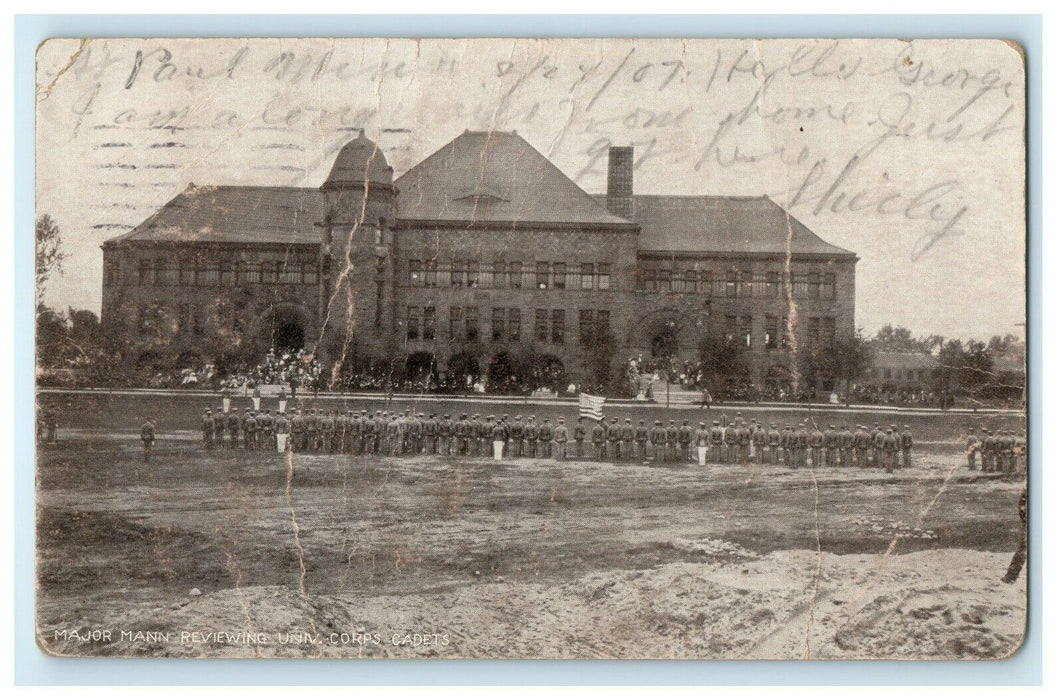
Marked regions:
[247,303,314,359]
[650,319,680,359]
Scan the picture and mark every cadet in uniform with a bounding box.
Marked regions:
[809,423,824,467]
[635,420,649,462]
[824,425,838,467]
[539,417,554,458]
[261,410,276,451]
[797,423,810,468]
[242,409,256,451]
[275,411,291,452]
[573,416,586,459]
[900,425,914,468]
[710,421,724,464]
[665,420,679,463]
[605,418,621,460]
[650,420,666,463]
[523,416,538,458]
[620,418,635,461]
[553,418,568,460]
[884,426,900,473]
[678,420,693,464]
[695,422,710,466]
[202,409,215,449]
[965,427,979,470]
[508,415,523,457]
[854,425,871,467]
[723,421,738,464]
[438,414,454,456]
[752,421,766,464]
[839,425,855,468]
[871,423,884,469]
[227,408,240,449]
[491,416,507,460]
[590,419,606,461]
[140,417,156,463]
[767,423,781,464]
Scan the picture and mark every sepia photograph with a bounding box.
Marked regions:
[33,36,1027,660]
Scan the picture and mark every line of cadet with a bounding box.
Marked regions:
[964,427,1026,473]
[199,407,915,471]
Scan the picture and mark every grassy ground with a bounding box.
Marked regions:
[35,393,1028,659]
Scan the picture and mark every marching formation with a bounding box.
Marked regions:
[197,405,924,472]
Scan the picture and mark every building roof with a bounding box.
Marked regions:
[394,130,633,227]
[104,185,321,246]
[605,194,855,257]
[323,131,394,188]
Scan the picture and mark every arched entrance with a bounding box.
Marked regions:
[404,351,439,390]
[650,320,680,359]
[247,303,315,358]
[446,351,480,390]
[487,351,520,394]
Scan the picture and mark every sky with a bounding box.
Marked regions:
[34,37,1026,340]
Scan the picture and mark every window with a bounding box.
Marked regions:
[218,261,233,286]
[301,263,317,285]
[466,260,479,288]
[597,310,610,328]
[451,260,464,288]
[509,262,522,289]
[671,269,684,293]
[683,270,698,294]
[700,269,713,294]
[808,272,821,299]
[551,309,565,344]
[535,309,549,342]
[508,309,521,341]
[724,315,737,343]
[492,308,506,341]
[821,317,836,345]
[553,262,566,289]
[581,263,595,289]
[807,317,821,349]
[579,309,594,343]
[197,262,218,285]
[725,271,738,297]
[192,304,204,335]
[424,259,437,287]
[423,307,436,341]
[409,259,422,286]
[243,261,262,284]
[465,306,479,341]
[740,271,754,297]
[823,273,836,299]
[138,259,152,285]
[180,261,196,286]
[740,315,753,348]
[658,269,672,292]
[597,263,611,290]
[374,281,383,328]
[280,263,300,284]
[536,262,549,289]
[450,307,463,341]
[261,261,277,284]
[407,306,420,340]
[765,315,779,349]
[765,271,780,298]
[493,259,506,289]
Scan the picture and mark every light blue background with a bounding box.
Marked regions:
[14,13,1042,686]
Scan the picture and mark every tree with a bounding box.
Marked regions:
[870,324,930,353]
[802,333,872,396]
[35,215,67,304]
[580,317,618,393]
[696,332,747,398]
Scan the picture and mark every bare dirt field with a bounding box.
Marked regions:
[36,393,1027,659]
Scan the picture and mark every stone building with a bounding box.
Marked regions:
[100,129,857,392]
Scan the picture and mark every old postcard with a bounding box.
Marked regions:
[34,37,1027,659]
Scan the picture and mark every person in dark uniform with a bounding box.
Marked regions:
[305,409,319,453]
[140,417,156,463]
[606,418,621,460]
[523,416,538,458]
[553,418,568,460]
[573,416,586,459]
[723,421,738,464]
[767,423,781,464]
[1002,487,1027,584]
[492,416,508,460]
[201,409,215,449]
[665,420,679,463]
[854,425,871,468]
[241,409,256,450]
[591,419,606,461]
[839,425,855,468]
[290,409,305,452]
[678,420,693,464]
[900,425,914,468]
[884,427,899,473]
[226,409,240,449]
[824,425,838,467]
[650,420,666,463]
[538,417,554,458]
[620,418,636,461]
[275,411,291,452]
[439,414,454,456]
[260,410,275,451]
[710,421,724,464]
[635,420,649,463]
[508,415,523,458]
[752,421,766,464]
[695,422,710,466]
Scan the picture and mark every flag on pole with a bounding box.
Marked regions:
[579,392,606,421]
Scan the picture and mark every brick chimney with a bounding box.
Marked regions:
[606,146,634,220]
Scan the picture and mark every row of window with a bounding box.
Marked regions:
[405,306,612,345]
[872,368,930,382]
[638,269,837,300]
[724,315,837,350]
[405,260,612,291]
[137,301,250,336]
[108,259,319,287]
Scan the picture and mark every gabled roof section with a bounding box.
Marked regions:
[605,194,856,257]
[104,185,322,246]
[395,130,634,227]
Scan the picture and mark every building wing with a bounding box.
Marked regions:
[102,185,322,247]
[394,130,633,227]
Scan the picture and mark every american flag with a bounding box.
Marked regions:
[579,392,606,421]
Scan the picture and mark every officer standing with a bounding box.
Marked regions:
[965,427,979,470]
[227,408,240,449]
[539,416,554,458]
[573,416,586,459]
[523,416,537,458]
[140,417,156,464]
[854,425,871,468]
[291,409,305,452]
[201,409,215,449]
[710,421,724,464]
[885,426,900,473]
[695,422,710,466]
[242,409,256,451]
[839,425,855,468]
[591,418,606,461]
[621,418,636,461]
[678,420,693,464]
[752,421,766,464]
[212,408,226,448]
[824,425,838,467]
[606,418,621,460]
[508,415,522,457]
[492,416,508,460]
[650,420,666,463]
[723,421,737,464]
[809,423,824,468]
[439,414,454,456]
[275,411,291,453]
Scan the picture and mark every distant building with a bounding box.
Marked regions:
[100,129,858,389]
[864,352,937,391]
